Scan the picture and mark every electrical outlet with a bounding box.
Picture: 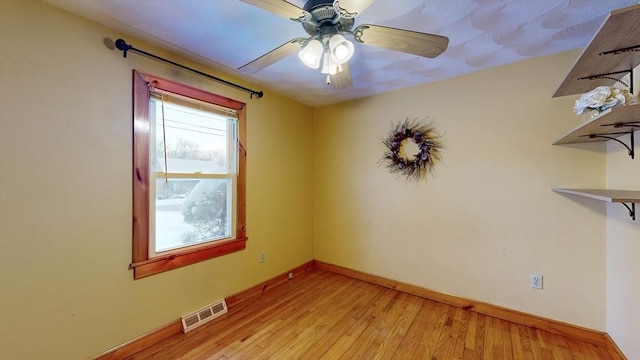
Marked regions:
[259,251,265,263]
[530,273,543,290]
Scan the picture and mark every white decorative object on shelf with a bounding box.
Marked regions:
[573,86,636,116]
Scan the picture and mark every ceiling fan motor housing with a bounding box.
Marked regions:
[302,0,354,36]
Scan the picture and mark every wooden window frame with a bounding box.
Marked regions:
[130,70,247,279]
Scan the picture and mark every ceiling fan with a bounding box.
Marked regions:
[238,0,449,89]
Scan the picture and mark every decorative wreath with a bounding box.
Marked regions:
[381,118,443,182]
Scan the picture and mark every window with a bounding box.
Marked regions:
[131,71,247,279]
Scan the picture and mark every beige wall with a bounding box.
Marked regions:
[0,1,313,359]
[312,50,608,330]
[605,66,640,359]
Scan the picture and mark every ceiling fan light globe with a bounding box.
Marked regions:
[329,34,354,64]
[302,53,316,66]
[321,51,331,74]
[335,44,349,59]
[298,39,323,69]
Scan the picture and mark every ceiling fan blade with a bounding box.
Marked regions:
[330,63,352,89]
[335,0,374,17]
[239,0,310,21]
[353,24,449,58]
[238,38,305,74]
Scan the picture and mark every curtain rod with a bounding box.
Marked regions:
[114,39,264,99]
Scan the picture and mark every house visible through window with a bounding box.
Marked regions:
[131,71,247,279]
[150,94,236,254]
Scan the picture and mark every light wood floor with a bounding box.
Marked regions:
[130,269,614,360]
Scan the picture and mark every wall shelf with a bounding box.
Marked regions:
[553,104,639,158]
[552,189,639,220]
[552,4,639,221]
[553,4,640,97]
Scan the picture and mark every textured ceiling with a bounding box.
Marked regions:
[45,0,637,107]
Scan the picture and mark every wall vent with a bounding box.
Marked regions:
[181,299,228,333]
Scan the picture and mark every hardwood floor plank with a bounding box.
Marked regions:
[431,306,460,359]
[202,319,283,360]
[318,288,398,360]
[354,293,422,359]
[464,311,478,351]
[510,323,525,360]
[514,324,535,360]
[550,333,576,360]
[499,318,514,359]
[297,281,387,360]
[267,279,374,359]
[593,343,616,360]
[453,308,471,358]
[527,327,545,360]
[343,291,408,360]
[252,275,361,359]
[128,269,615,360]
[206,275,335,359]
[390,298,439,359]
[420,302,451,359]
[531,328,552,357]
[473,313,487,360]
[369,294,423,360]
[483,316,496,359]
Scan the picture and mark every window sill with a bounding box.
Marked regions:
[130,237,247,279]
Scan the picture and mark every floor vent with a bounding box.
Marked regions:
[181,299,228,333]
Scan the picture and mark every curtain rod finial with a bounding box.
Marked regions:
[115,39,131,58]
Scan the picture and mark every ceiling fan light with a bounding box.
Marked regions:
[329,34,354,64]
[321,52,339,75]
[321,51,331,74]
[298,39,323,69]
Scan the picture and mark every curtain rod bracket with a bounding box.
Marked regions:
[114,38,263,99]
